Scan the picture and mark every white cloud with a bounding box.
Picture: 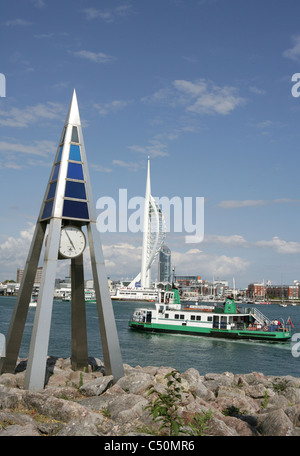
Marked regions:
[273,198,300,204]
[102,242,142,278]
[89,163,112,173]
[249,86,266,95]
[283,35,300,61]
[0,102,65,127]
[255,236,300,254]
[204,234,248,247]
[72,50,115,64]
[0,224,35,274]
[218,200,267,209]
[143,79,245,116]
[173,79,207,98]
[128,140,169,158]
[0,140,56,157]
[218,199,300,209]
[172,249,250,277]
[3,19,32,26]
[83,5,132,22]
[186,85,244,115]
[31,0,46,7]
[113,160,140,172]
[94,100,130,116]
[181,56,198,64]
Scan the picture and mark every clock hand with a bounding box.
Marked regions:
[66,231,75,250]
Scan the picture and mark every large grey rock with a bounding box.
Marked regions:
[0,391,19,409]
[285,403,300,427]
[0,424,40,436]
[257,409,295,436]
[117,372,154,395]
[21,390,104,425]
[79,375,114,396]
[206,416,239,436]
[107,393,148,422]
[57,414,105,436]
[222,416,258,436]
[181,368,214,401]
[203,372,234,393]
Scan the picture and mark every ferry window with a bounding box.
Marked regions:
[207,316,212,322]
[175,314,179,319]
[165,314,169,319]
[191,315,195,321]
[196,316,201,321]
[180,314,184,320]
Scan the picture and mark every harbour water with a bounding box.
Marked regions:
[0,296,299,377]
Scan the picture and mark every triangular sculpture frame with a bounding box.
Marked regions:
[0,90,124,390]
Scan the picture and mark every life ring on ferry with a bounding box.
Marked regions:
[263,326,269,332]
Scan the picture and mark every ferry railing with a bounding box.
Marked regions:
[241,310,292,333]
[247,307,271,326]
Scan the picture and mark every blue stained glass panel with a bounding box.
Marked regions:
[47,182,57,200]
[65,181,86,199]
[63,200,89,220]
[69,144,81,162]
[41,200,53,220]
[56,146,63,163]
[67,162,84,180]
[51,163,60,181]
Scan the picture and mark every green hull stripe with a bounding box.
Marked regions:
[129,321,291,340]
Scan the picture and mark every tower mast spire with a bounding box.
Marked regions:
[140,157,166,289]
[141,156,151,288]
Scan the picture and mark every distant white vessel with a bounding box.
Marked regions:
[111,287,158,302]
[29,297,37,307]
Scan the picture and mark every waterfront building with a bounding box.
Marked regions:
[247,282,266,299]
[17,266,43,284]
[266,284,299,300]
[158,245,171,283]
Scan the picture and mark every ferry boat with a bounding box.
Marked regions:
[62,290,96,303]
[129,289,293,342]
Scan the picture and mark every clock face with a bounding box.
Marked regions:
[59,226,86,259]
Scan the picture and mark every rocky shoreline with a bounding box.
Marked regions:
[0,356,299,436]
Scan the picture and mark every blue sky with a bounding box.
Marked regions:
[1,0,300,288]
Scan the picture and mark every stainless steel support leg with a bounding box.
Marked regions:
[24,218,61,390]
[87,222,124,381]
[71,254,89,371]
